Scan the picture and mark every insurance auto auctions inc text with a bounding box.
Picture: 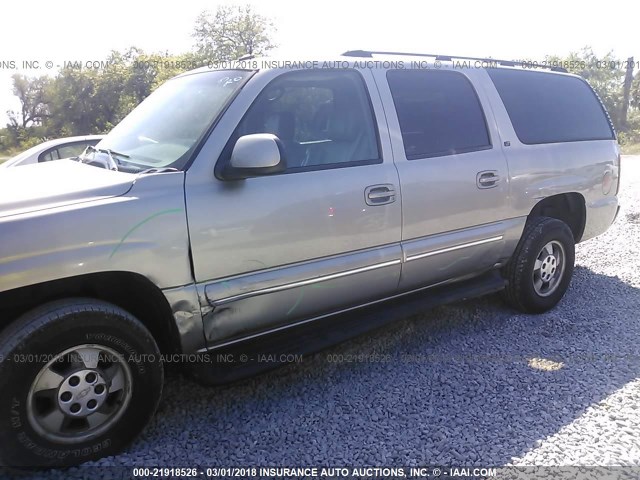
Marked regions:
[202,466,497,478]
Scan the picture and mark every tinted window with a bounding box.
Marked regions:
[229,70,379,170]
[39,149,60,162]
[487,69,615,144]
[387,70,491,159]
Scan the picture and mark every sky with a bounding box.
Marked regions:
[1,0,639,125]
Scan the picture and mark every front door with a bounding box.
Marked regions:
[186,68,402,346]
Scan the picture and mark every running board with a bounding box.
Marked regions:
[188,271,506,385]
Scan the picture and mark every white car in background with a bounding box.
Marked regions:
[0,135,104,168]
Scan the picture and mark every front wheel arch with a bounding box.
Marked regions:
[0,271,182,356]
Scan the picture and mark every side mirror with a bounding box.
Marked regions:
[221,133,286,180]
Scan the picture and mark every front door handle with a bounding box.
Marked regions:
[477,171,500,189]
[365,184,396,206]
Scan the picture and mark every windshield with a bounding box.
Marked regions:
[93,70,253,171]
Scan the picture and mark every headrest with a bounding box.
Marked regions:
[264,111,295,141]
[325,107,361,141]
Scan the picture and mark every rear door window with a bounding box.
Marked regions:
[386,70,491,159]
[487,68,615,144]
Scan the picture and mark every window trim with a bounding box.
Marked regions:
[215,68,383,179]
[486,68,616,146]
[386,69,493,161]
[405,144,493,161]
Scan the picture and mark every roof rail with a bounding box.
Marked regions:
[342,50,568,73]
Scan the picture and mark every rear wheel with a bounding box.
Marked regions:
[0,298,163,468]
[503,216,575,313]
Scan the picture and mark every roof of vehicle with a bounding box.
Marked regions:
[341,50,570,73]
[176,50,575,78]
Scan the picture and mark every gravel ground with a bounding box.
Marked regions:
[16,157,640,478]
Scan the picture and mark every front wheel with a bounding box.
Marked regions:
[503,216,575,313]
[0,298,163,468]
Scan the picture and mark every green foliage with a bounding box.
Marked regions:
[147,52,206,89]
[193,5,276,62]
[0,125,44,158]
[618,111,640,147]
[0,5,274,156]
[632,74,640,110]
[7,74,50,129]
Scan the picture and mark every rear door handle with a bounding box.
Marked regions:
[477,171,500,189]
[365,184,396,206]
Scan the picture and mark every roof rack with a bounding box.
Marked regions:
[342,50,568,73]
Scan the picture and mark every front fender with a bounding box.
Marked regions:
[0,172,192,293]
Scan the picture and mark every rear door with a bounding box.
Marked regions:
[373,67,515,291]
[185,68,402,345]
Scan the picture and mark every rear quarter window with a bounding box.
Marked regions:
[487,68,615,144]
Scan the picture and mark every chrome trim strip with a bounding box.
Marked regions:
[212,259,402,306]
[404,235,504,263]
[198,274,467,352]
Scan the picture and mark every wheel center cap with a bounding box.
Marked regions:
[541,255,557,278]
[57,369,108,417]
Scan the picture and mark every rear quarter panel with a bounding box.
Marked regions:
[476,68,620,242]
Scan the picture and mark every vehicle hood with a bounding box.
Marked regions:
[0,160,135,218]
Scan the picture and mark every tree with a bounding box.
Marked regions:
[193,5,276,63]
[99,48,160,129]
[621,57,634,131]
[8,74,50,129]
[43,48,161,137]
[45,68,105,136]
[631,71,640,110]
[1,6,279,156]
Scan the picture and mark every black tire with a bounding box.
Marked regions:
[503,216,575,313]
[0,298,163,468]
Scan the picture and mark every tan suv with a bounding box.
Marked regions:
[0,51,620,467]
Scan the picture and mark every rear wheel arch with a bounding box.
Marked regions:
[528,192,586,242]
